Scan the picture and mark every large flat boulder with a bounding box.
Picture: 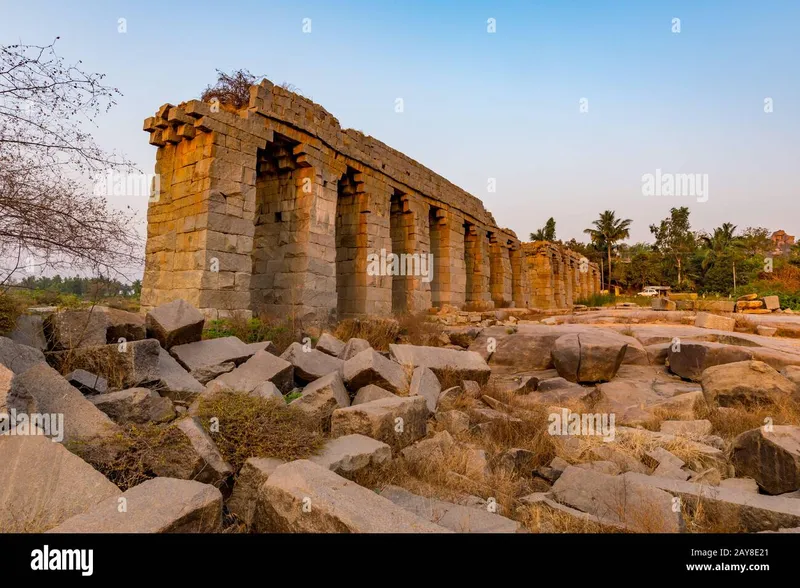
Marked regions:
[625,472,800,532]
[170,336,255,380]
[309,434,392,475]
[8,363,119,446]
[389,344,491,385]
[0,435,122,532]
[701,360,799,408]
[549,465,684,532]
[289,371,350,427]
[343,349,408,394]
[0,336,45,374]
[331,396,428,451]
[44,307,145,350]
[667,341,753,381]
[551,332,627,383]
[47,477,222,533]
[256,460,449,532]
[145,299,205,349]
[379,485,523,533]
[207,349,294,394]
[731,426,800,495]
[281,342,344,383]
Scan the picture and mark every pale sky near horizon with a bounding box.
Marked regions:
[2,0,798,248]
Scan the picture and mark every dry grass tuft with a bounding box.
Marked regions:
[196,391,325,471]
[70,423,192,491]
[334,317,401,351]
[694,394,800,442]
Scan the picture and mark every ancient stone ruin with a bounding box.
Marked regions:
[141,79,600,321]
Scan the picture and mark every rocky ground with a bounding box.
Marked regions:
[1,300,800,533]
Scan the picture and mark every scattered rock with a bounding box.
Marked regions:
[48,477,222,533]
[695,312,736,332]
[155,417,233,487]
[389,344,491,385]
[624,472,800,532]
[281,342,344,384]
[731,426,800,495]
[667,341,753,381]
[9,314,47,351]
[145,299,205,349]
[720,477,760,494]
[0,336,45,374]
[90,388,176,424]
[0,435,122,532]
[315,333,346,357]
[409,366,441,412]
[47,338,162,389]
[756,325,778,337]
[435,410,470,435]
[170,336,255,379]
[44,307,145,350]
[549,466,685,532]
[380,485,523,533]
[256,460,449,532]
[207,349,294,394]
[352,384,396,405]
[148,348,206,401]
[289,371,350,427]
[331,395,429,450]
[65,369,108,395]
[338,337,371,361]
[309,434,392,475]
[9,363,119,446]
[343,349,408,394]
[461,380,483,398]
[551,331,627,383]
[226,457,285,530]
[701,360,799,408]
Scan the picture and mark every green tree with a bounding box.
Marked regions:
[584,210,632,290]
[649,207,696,288]
[530,217,556,242]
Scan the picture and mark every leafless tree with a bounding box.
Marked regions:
[0,38,142,287]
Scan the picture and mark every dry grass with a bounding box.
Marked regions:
[70,423,193,491]
[694,394,800,442]
[733,314,758,333]
[53,344,134,389]
[517,504,628,533]
[0,291,25,335]
[334,317,400,350]
[195,391,325,471]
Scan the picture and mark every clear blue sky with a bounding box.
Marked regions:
[2,0,798,244]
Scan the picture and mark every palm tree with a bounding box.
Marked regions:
[584,210,632,290]
[700,222,742,288]
[530,217,556,242]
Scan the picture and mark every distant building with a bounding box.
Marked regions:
[771,230,795,256]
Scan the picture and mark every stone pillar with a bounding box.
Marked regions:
[489,233,506,308]
[510,246,525,308]
[428,206,451,309]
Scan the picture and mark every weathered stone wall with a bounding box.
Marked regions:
[141,79,598,321]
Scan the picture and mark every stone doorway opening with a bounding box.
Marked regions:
[252,134,300,315]
[335,167,365,319]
